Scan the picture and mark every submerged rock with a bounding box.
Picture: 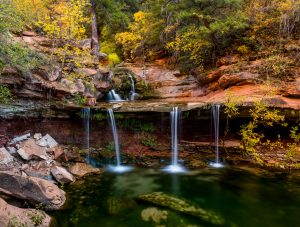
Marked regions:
[141,207,168,224]
[106,197,136,215]
[0,198,51,227]
[0,171,66,210]
[137,192,224,225]
[68,162,102,178]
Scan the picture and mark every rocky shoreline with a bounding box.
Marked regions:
[0,133,101,226]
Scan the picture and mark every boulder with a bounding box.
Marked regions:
[217,72,259,90]
[0,198,51,227]
[195,67,227,86]
[0,171,66,210]
[68,162,102,178]
[37,134,58,148]
[22,31,37,37]
[51,165,75,184]
[9,133,31,145]
[23,161,53,181]
[0,147,14,165]
[137,192,224,225]
[17,139,48,160]
[48,146,64,160]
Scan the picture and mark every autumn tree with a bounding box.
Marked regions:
[37,0,91,72]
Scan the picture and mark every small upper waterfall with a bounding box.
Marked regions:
[83,108,90,163]
[210,104,224,168]
[107,89,123,102]
[163,107,186,173]
[128,74,138,101]
[107,109,132,172]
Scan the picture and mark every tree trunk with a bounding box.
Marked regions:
[90,0,100,59]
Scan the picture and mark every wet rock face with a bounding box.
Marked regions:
[0,171,66,210]
[0,198,51,227]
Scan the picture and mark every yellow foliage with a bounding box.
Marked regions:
[11,0,51,27]
[237,45,250,55]
[38,0,90,40]
[108,53,121,66]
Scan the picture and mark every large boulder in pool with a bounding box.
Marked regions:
[0,171,66,210]
[137,192,224,225]
[0,197,51,227]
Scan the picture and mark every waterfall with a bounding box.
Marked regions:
[171,107,179,165]
[107,89,123,102]
[210,104,224,168]
[83,108,90,163]
[108,109,121,166]
[128,74,138,101]
[163,107,186,173]
[107,109,133,173]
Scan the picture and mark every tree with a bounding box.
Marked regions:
[90,0,100,58]
[37,0,91,71]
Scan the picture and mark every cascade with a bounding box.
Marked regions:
[107,89,123,102]
[128,74,138,101]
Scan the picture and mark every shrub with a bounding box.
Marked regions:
[0,84,12,104]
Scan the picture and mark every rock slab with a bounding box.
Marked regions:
[17,139,48,160]
[51,165,75,183]
[0,171,66,210]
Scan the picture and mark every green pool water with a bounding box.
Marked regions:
[51,166,300,227]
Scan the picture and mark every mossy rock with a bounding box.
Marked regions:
[137,192,224,225]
